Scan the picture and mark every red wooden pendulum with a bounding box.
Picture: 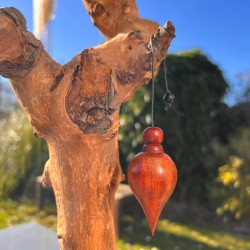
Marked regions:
[127,36,177,235]
[127,127,177,235]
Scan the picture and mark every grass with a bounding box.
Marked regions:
[117,216,250,250]
[0,200,249,250]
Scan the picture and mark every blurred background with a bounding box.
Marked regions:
[0,0,249,249]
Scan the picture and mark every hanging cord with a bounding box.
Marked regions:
[163,57,175,110]
[150,36,155,127]
[150,36,175,127]
[163,58,169,91]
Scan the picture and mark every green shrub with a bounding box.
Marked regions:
[216,128,250,219]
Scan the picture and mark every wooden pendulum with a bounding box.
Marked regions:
[127,127,177,235]
[127,36,177,235]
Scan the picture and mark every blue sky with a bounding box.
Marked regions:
[1,0,250,103]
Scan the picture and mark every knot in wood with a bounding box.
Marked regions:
[85,107,106,125]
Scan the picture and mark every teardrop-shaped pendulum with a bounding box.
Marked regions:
[127,127,177,235]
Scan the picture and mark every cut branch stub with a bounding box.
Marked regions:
[0,7,43,79]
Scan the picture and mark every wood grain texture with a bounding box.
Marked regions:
[0,4,175,249]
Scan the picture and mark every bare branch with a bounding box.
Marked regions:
[82,0,159,39]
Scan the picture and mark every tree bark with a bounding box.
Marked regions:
[0,4,175,250]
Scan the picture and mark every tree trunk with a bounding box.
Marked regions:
[0,4,175,249]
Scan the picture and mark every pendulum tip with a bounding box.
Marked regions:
[148,220,157,237]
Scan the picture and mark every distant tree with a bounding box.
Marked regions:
[233,102,250,128]
[119,50,229,203]
[231,70,250,127]
[236,70,250,102]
